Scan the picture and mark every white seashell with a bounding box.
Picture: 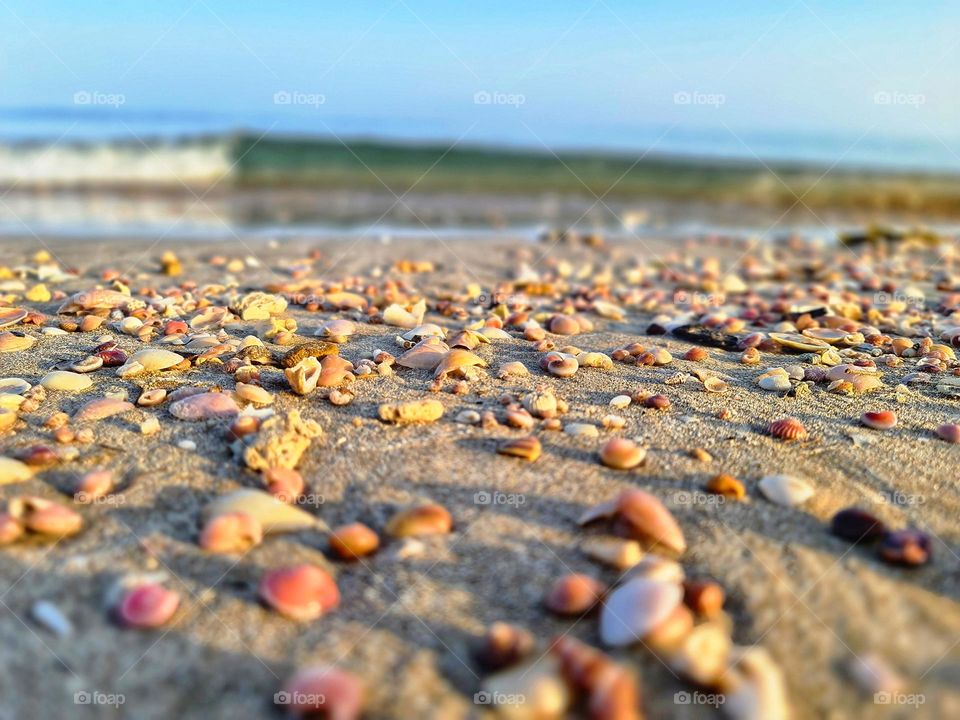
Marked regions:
[119,317,143,335]
[41,327,69,336]
[40,371,93,392]
[206,489,324,534]
[599,577,682,647]
[383,301,425,329]
[668,620,731,685]
[609,394,632,409]
[0,456,33,484]
[758,474,814,506]
[564,422,599,438]
[125,349,185,372]
[722,646,790,720]
[626,554,685,584]
[0,378,31,395]
[455,410,480,425]
[30,600,73,637]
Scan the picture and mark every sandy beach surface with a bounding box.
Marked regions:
[0,232,958,719]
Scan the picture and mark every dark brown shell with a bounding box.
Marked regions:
[236,345,276,365]
[281,341,339,368]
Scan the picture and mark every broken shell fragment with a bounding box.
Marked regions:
[378,399,444,424]
[117,583,181,629]
[385,503,452,538]
[285,356,322,395]
[206,489,323,535]
[259,564,340,621]
[434,349,486,379]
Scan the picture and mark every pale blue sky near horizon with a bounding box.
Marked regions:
[1,1,957,166]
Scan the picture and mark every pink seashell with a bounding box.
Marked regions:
[279,666,364,719]
[936,423,960,444]
[73,398,135,422]
[767,417,808,441]
[169,392,239,421]
[397,338,449,370]
[74,470,114,503]
[259,565,340,621]
[615,489,686,554]
[117,583,181,628]
[263,467,304,503]
[9,497,83,537]
[317,355,355,387]
[860,410,897,430]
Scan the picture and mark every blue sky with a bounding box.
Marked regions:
[1,1,957,164]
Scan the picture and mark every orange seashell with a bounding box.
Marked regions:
[497,435,542,461]
[767,416,808,441]
[200,512,263,553]
[705,474,746,500]
[544,574,606,616]
[477,622,535,670]
[683,347,708,361]
[259,564,340,621]
[548,315,580,336]
[74,470,114,503]
[614,489,686,554]
[263,467,304,504]
[9,497,82,537]
[599,438,645,470]
[385,503,453,538]
[860,410,897,430]
[328,522,379,560]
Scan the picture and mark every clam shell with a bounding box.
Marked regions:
[39,371,93,392]
[0,378,31,395]
[73,397,135,422]
[599,577,683,647]
[169,392,239,421]
[259,564,340,621]
[122,349,185,374]
[206,489,323,534]
[397,338,450,370]
[615,489,686,554]
[58,289,130,313]
[0,308,27,328]
[0,332,35,353]
[0,457,33,484]
[434,349,486,379]
[769,332,830,353]
[758,474,814,506]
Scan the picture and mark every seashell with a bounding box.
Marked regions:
[581,536,643,570]
[117,583,180,628]
[206,489,323,534]
[0,409,16,433]
[758,474,814,506]
[544,574,606,615]
[232,291,287,321]
[317,355,355,387]
[169,392,239,421]
[400,323,445,343]
[199,511,263,553]
[830,507,886,542]
[8,496,83,537]
[74,470,114,503]
[279,666,364,719]
[497,435,542,461]
[668,620,731,686]
[385,503,452,538]
[328,389,354,406]
[0,377,31,395]
[577,352,613,369]
[0,513,23,544]
[936,423,960,444]
[564,422,598,438]
[58,289,131,313]
[547,355,578,377]
[285,356,322,395]
[706,473,746,500]
[599,438,645,470]
[548,315,580,335]
[263,467,304,503]
[860,410,896,430]
[383,300,426,329]
[498,361,529,378]
[615,490,686,554]
[878,529,932,566]
[702,376,729,393]
[137,388,167,407]
[722,646,789,720]
[315,319,356,343]
[769,332,831,353]
[259,564,340,621]
[609,394,631,409]
[235,382,273,405]
[68,355,103,373]
[644,393,670,410]
[0,457,33,484]
[434,349,486,379]
[481,655,570,719]
[682,579,725,617]
[118,349,185,377]
[378,399,444,424]
[684,346,709,361]
[397,338,449,370]
[30,600,73,637]
[592,300,625,319]
[551,636,641,720]
[0,307,28,328]
[73,397,135,422]
[0,332,36,353]
[522,389,557,418]
[448,329,485,350]
[599,577,683,647]
[40,371,92,392]
[477,622,535,671]
[324,291,367,311]
[328,523,379,560]
[756,368,791,392]
[767,417,808,441]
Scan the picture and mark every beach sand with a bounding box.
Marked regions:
[0,232,958,719]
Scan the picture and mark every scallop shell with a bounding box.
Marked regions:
[39,371,93,392]
[767,417,808,441]
[599,577,683,647]
[206,489,323,534]
[759,474,814,506]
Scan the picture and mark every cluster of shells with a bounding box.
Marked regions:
[0,240,957,718]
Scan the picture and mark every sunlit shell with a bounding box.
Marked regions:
[317,355,355,387]
[801,327,855,344]
[702,376,729,393]
[385,503,452,538]
[58,289,131,313]
[434,349,487,379]
[544,573,606,615]
[397,338,450,370]
[478,622,535,671]
[39,371,93,392]
[860,410,897,430]
[0,409,16,433]
[548,315,580,335]
[0,332,35,353]
[668,620,732,686]
[118,349,185,377]
[481,656,570,719]
[825,364,883,393]
[599,438,645,470]
[73,397,135,422]
[767,417,808,441]
[580,537,643,570]
[758,474,814,506]
[722,647,790,720]
[769,332,831,353]
[497,361,529,379]
[8,496,83,537]
[400,323,446,343]
[324,291,367,311]
[756,368,791,392]
[0,457,33,485]
[137,388,168,407]
[328,523,379,560]
[547,356,578,378]
[235,382,273,405]
[0,308,28,328]
[599,577,683,647]
[169,392,239,421]
[497,435,542,461]
[383,300,426,329]
[705,473,746,500]
[285,356,322,395]
[259,564,340,621]
[576,352,613,370]
[200,512,263,553]
[280,666,365,719]
[615,489,686,554]
[315,319,356,342]
[378,398,444,424]
[74,470,114,503]
[0,378,31,395]
[206,489,323,534]
[117,583,180,628]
